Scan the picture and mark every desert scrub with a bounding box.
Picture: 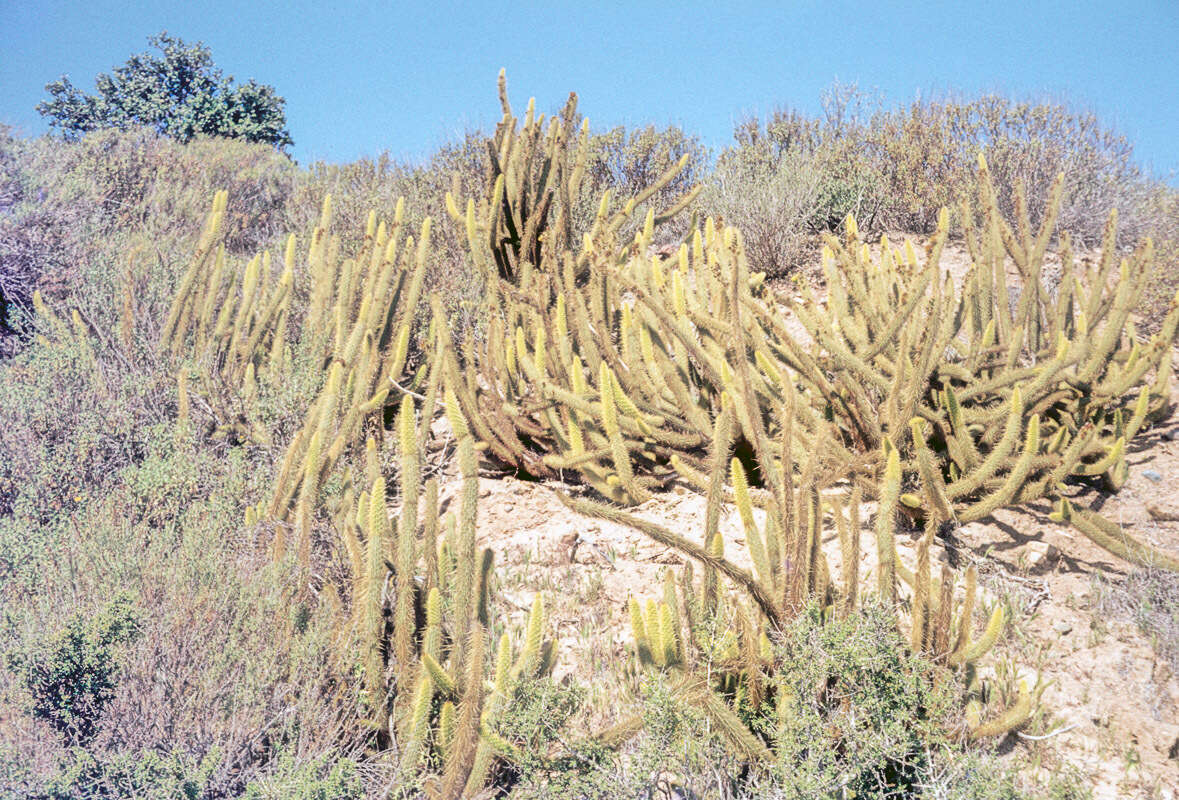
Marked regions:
[239,752,364,800]
[707,140,824,277]
[762,602,964,797]
[0,319,163,525]
[583,123,709,241]
[478,677,608,797]
[504,674,744,800]
[514,606,1023,800]
[1137,191,1179,335]
[21,747,219,800]
[288,137,488,347]
[5,593,140,746]
[717,91,1157,243]
[0,384,353,798]
[1,129,295,362]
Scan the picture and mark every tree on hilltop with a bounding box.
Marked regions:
[37,32,293,151]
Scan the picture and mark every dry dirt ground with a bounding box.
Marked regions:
[432,238,1179,798]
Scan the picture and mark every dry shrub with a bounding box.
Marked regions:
[1,128,52,342]
[809,89,1150,239]
[1,128,296,359]
[0,417,363,798]
[867,95,1152,244]
[1094,567,1179,673]
[94,553,363,797]
[586,124,708,205]
[0,330,167,522]
[707,143,823,277]
[24,126,296,256]
[1138,190,1179,335]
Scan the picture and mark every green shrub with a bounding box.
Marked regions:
[240,752,364,800]
[763,603,960,797]
[9,593,139,745]
[485,679,609,798]
[31,746,218,800]
[504,605,1025,799]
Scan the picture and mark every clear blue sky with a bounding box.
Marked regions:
[2,0,1177,179]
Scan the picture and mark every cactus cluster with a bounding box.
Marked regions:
[800,156,1179,566]
[160,190,293,444]
[428,78,1179,755]
[148,75,1177,787]
[328,392,556,796]
[161,189,434,565]
[262,196,431,565]
[573,393,1040,751]
[157,103,567,795]
[438,76,706,500]
[441,79,1178,572]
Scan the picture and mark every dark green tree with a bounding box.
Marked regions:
[37,33,293,151]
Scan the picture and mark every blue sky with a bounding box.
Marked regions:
[2,0,1177,179]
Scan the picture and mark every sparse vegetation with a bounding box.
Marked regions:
[2,71,1177,798]
[1093,567,1179,672]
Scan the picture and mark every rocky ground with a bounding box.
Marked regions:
[440,415,1179,797]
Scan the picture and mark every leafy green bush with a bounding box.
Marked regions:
[8,593,139,745]
[38,32,292,150]
[30,746,218,800]
[764,603,960,797]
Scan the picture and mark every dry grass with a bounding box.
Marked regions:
[1093,568,1179,673]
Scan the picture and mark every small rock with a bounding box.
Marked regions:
[1053,620,1073,635]
[1162,429,1178,441]
[1143,469,1163,483]
[1023,540,1060,571]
